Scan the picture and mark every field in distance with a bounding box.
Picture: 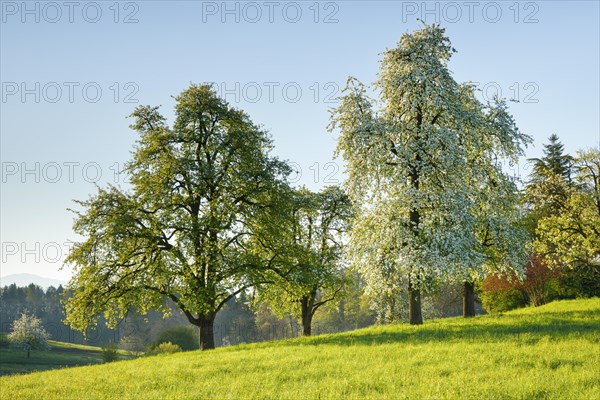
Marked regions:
[1,298,599,399]
[0,340,130,376]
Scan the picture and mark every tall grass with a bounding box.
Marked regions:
[2,298,598,399]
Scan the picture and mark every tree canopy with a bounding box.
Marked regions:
[8,312,50,358]
[64,84,291,350]
[529,134,573,183]
[535,149,600,270]
[330,24,530,324]
[255,185,353,335]
[525,134,575,223]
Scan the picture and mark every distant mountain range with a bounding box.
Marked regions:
[0,273,67,289]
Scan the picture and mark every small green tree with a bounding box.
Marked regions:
[119,334,147,357]
[312,271,376,333]
[479,273,526,313]
[256,186,353,336]
[529,134,573,185]
[8,312,50,358]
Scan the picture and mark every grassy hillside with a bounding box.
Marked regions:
[0,340,130,376]
[2,298,599,399]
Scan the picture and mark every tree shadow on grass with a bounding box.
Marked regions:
[296,309,600,347]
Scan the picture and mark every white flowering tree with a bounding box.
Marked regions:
[458,89,531,316]
[330,24,530,323]
[8,312,51,358]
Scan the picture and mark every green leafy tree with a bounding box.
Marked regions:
[256,186,353,335]
[529,134,573,182]
[479,273,527,313]
[525,134,574,226]
[8,312,50,358]
[64,84,291,350]
[535,149,600,279]
[330,24,529,324]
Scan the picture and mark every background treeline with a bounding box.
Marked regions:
[3,260,594,352]
[0,279,474,350]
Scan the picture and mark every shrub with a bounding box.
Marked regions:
[101,342,119,363]
[480,255,561,313]
[559,264,600,298]
[148,342,182,355]
[480,273,527,313]
[148,326,198,352]
[521,255,561,306]
[0,333,9,348]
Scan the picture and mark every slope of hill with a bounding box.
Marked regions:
[1,298,599,399]
[0,273,67,289]
[0,340,130,376]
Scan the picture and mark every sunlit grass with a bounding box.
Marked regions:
[2,298,599,399]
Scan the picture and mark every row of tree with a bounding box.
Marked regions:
[0,282,377,350]
[61,24,599,350]
[1,276,478,351]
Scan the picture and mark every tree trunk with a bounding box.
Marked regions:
[462,281,476,317]
[198,313,216,350]
[300,295,314,336]
[27,346,30,359]
[408,159,423,326]
[408,279,423,325]
[302,311,312,336]
[339,299,345,322]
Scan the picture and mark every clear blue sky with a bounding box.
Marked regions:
[1,0,598,281]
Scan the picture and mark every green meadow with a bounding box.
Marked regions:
[1,298,599,399]
[0,340,130,376]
